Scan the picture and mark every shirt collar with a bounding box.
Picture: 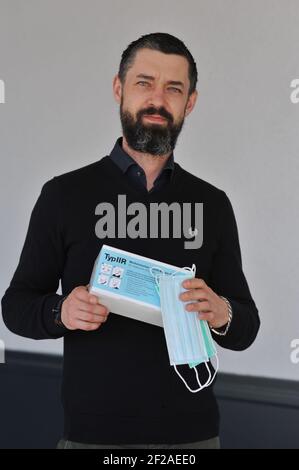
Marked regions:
[109,136,175,175]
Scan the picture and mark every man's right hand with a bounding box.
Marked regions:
[61,286,110,331]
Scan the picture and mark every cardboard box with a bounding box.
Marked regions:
[89,244,189,327]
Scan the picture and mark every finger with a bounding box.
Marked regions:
[180,289,209,302]
[185,301,211,312]
[85,284,95,302]
[181,278,206,289]
[87,293,100,305]
[76,300,109,316]
[198,312,215,323]
[74,287,98,304]
[76,310,109,323]
[73,319,102,331]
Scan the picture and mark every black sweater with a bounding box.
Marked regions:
[1,153,260,444]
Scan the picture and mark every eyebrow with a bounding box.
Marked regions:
[135,74,185,89]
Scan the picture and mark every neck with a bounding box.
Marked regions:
[122,135,172,191]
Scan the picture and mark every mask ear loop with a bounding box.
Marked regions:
[191,354,219,392]
[149,266,165,295]
[175,355,219,393]
[202,354,219,387]
[174,364,207,393]
[171,264,196,278]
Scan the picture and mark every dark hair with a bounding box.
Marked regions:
[118,32,198,97]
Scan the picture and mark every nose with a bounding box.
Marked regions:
[146,86,167,109]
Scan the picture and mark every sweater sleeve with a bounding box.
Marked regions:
[1,177,69,340]
[208,191,260,351]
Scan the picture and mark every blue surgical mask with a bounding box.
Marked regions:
[150,264,218,393]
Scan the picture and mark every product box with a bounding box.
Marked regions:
[89,244,192,327]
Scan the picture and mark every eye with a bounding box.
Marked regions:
[136,82,182,93]
[169,87,182,93]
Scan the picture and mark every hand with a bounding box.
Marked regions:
[179,277,229,329]
[61,285,110,331]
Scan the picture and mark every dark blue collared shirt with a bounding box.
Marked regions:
[109,136,175,194]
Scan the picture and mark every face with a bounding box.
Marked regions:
[113,48,198,156]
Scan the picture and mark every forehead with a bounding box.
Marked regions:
[127,48,189,83]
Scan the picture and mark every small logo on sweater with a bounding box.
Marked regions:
[95,195,203,249]
[188,227,198,238]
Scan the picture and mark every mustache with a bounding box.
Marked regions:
[138,108,173,122]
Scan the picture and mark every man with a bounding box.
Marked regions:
[1,32,260,449]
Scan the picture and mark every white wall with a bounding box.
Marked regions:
[0,0,298,381]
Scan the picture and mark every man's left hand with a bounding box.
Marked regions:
[179,277,229,329]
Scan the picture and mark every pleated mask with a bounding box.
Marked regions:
[150,264,218,393]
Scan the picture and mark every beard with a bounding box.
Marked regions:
[119,96,186,156]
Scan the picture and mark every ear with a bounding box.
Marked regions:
[113,74,122,104]
[185,90,199,118]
